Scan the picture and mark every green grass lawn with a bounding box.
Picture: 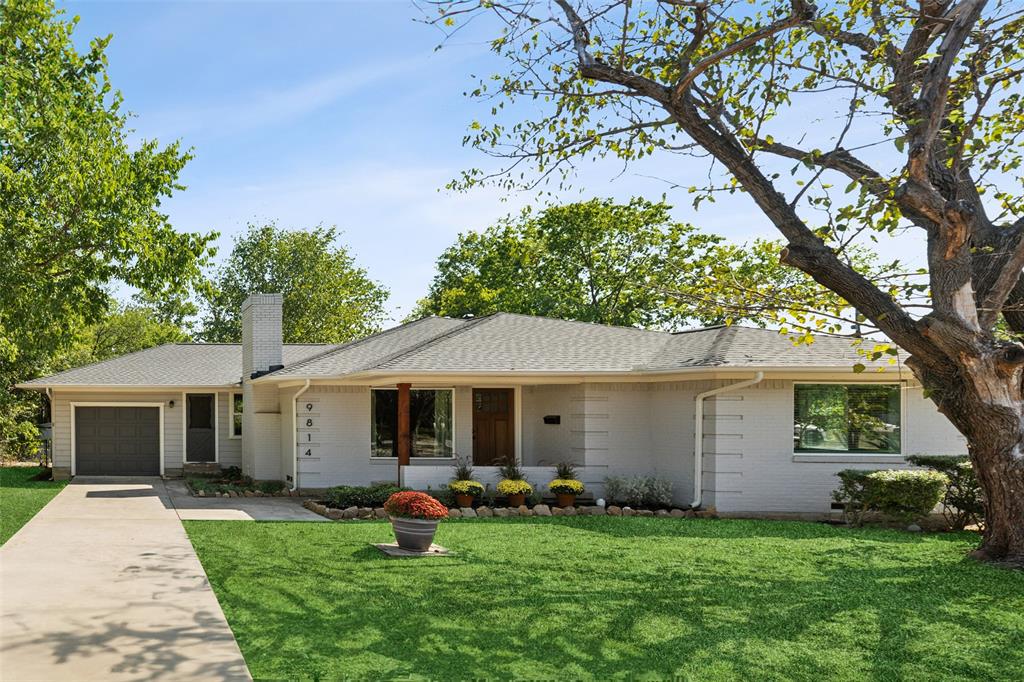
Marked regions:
[185,517,1024,681]
[1,466,67,545]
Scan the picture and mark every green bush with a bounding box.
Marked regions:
[603,475,674,509]
[325,483,408,509]
[833,469,948,526]
[258,480,287,494]
[906,455,984,530]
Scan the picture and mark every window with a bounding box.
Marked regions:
[371,388,453,458]
[794,384,901,453]
[230,393,243,438]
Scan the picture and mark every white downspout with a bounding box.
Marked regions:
[291,380,311,492]
[692,372,764,509]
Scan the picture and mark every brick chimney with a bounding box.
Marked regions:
[241,293,283,378]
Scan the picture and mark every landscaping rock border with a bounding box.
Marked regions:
[303,500,718,521]
[192,488,301,498]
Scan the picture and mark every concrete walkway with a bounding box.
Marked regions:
[1,479,253,681]
[164,479,326,522]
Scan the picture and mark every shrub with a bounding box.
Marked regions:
[449,479,485,498]
[548,479,585,495]
[833,469,948,526]
[384,491,449,519]
[258,480,287,494]
[603,475,674,509]
[325,483,408,509]
[906,455,984,530]
[221,466,243,480]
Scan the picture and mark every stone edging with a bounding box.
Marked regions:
[303,500,718,520]
[191,488,301,498]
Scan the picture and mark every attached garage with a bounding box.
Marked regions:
[74,405,162,476]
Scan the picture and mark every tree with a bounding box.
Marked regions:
[431,0,1024,562]
[200,223,389,343]
[416,198,722,326]
[415,198,876,329]
[61,302,192,368]
[0,0,215,457]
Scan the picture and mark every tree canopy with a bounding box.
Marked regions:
[0,0,215,457]
[199,223,389,344]
[416,197,878,330]
[428,0,1024,561]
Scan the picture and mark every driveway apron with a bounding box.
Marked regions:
[0,478,251,681]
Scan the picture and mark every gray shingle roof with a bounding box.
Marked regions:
[18,344,334,388]
[267,317,471,378]
[20,313,890,389]
[260,313,888,379]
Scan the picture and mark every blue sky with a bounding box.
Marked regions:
[63,0,778,322]
[64,0,919,324]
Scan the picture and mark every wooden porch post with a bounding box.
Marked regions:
[397,383,411,475]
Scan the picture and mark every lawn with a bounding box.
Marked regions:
[185,517,1024,681]
[1,466,67,545]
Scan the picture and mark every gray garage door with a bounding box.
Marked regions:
[75,406,160,476]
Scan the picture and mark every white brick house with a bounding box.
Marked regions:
[19,294,966,515]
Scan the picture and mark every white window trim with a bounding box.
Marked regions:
[228,391,242,439]
[369,387,456,460]
[70,402,165,477]
[792,380,906,458]
[182,391,219,464]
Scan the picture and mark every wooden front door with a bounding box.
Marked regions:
[472,388,514,465]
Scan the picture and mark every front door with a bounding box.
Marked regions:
[472,388,514,465]
[186,394,215,463]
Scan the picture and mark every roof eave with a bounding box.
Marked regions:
[251,363,904,384]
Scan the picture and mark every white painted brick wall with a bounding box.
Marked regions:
[241,293,283,378]
[706,380,968,514]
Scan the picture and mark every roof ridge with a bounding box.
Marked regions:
[20,343,179,384]
[172,342,335,347]
[356,314,498,373]
[260,317,465,379]
[490,311,671,335]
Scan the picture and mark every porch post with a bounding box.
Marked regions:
[397,383,411,475]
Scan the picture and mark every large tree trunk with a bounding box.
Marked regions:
[919,357,1024,564]
[971,442,1024,564]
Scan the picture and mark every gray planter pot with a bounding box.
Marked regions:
[390,516,441,551]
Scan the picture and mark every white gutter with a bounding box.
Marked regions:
[692,372,764,509]
[291,380,311,492]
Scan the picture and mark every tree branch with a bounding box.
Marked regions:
[671,0,817,102]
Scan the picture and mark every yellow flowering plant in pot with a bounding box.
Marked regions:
[497,458,533,507]
[549,461,585,507]
[450,456,484,508]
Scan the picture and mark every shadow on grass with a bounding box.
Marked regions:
[186,518,1024,681]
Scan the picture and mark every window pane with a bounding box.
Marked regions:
[371,389,397,458]
[411,389,452,458]
[232,394,243,436]
[370,389,453,458]
[794,384,900,453]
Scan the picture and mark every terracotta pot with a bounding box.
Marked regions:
[389,516,441,551]
[506,493,526,507]
[455,493,475,508]
[556,493,577,508]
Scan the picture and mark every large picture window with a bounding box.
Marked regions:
[371,388,454,458]
[794,384,901,454]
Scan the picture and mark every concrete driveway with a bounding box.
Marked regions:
[0,479,254,681]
